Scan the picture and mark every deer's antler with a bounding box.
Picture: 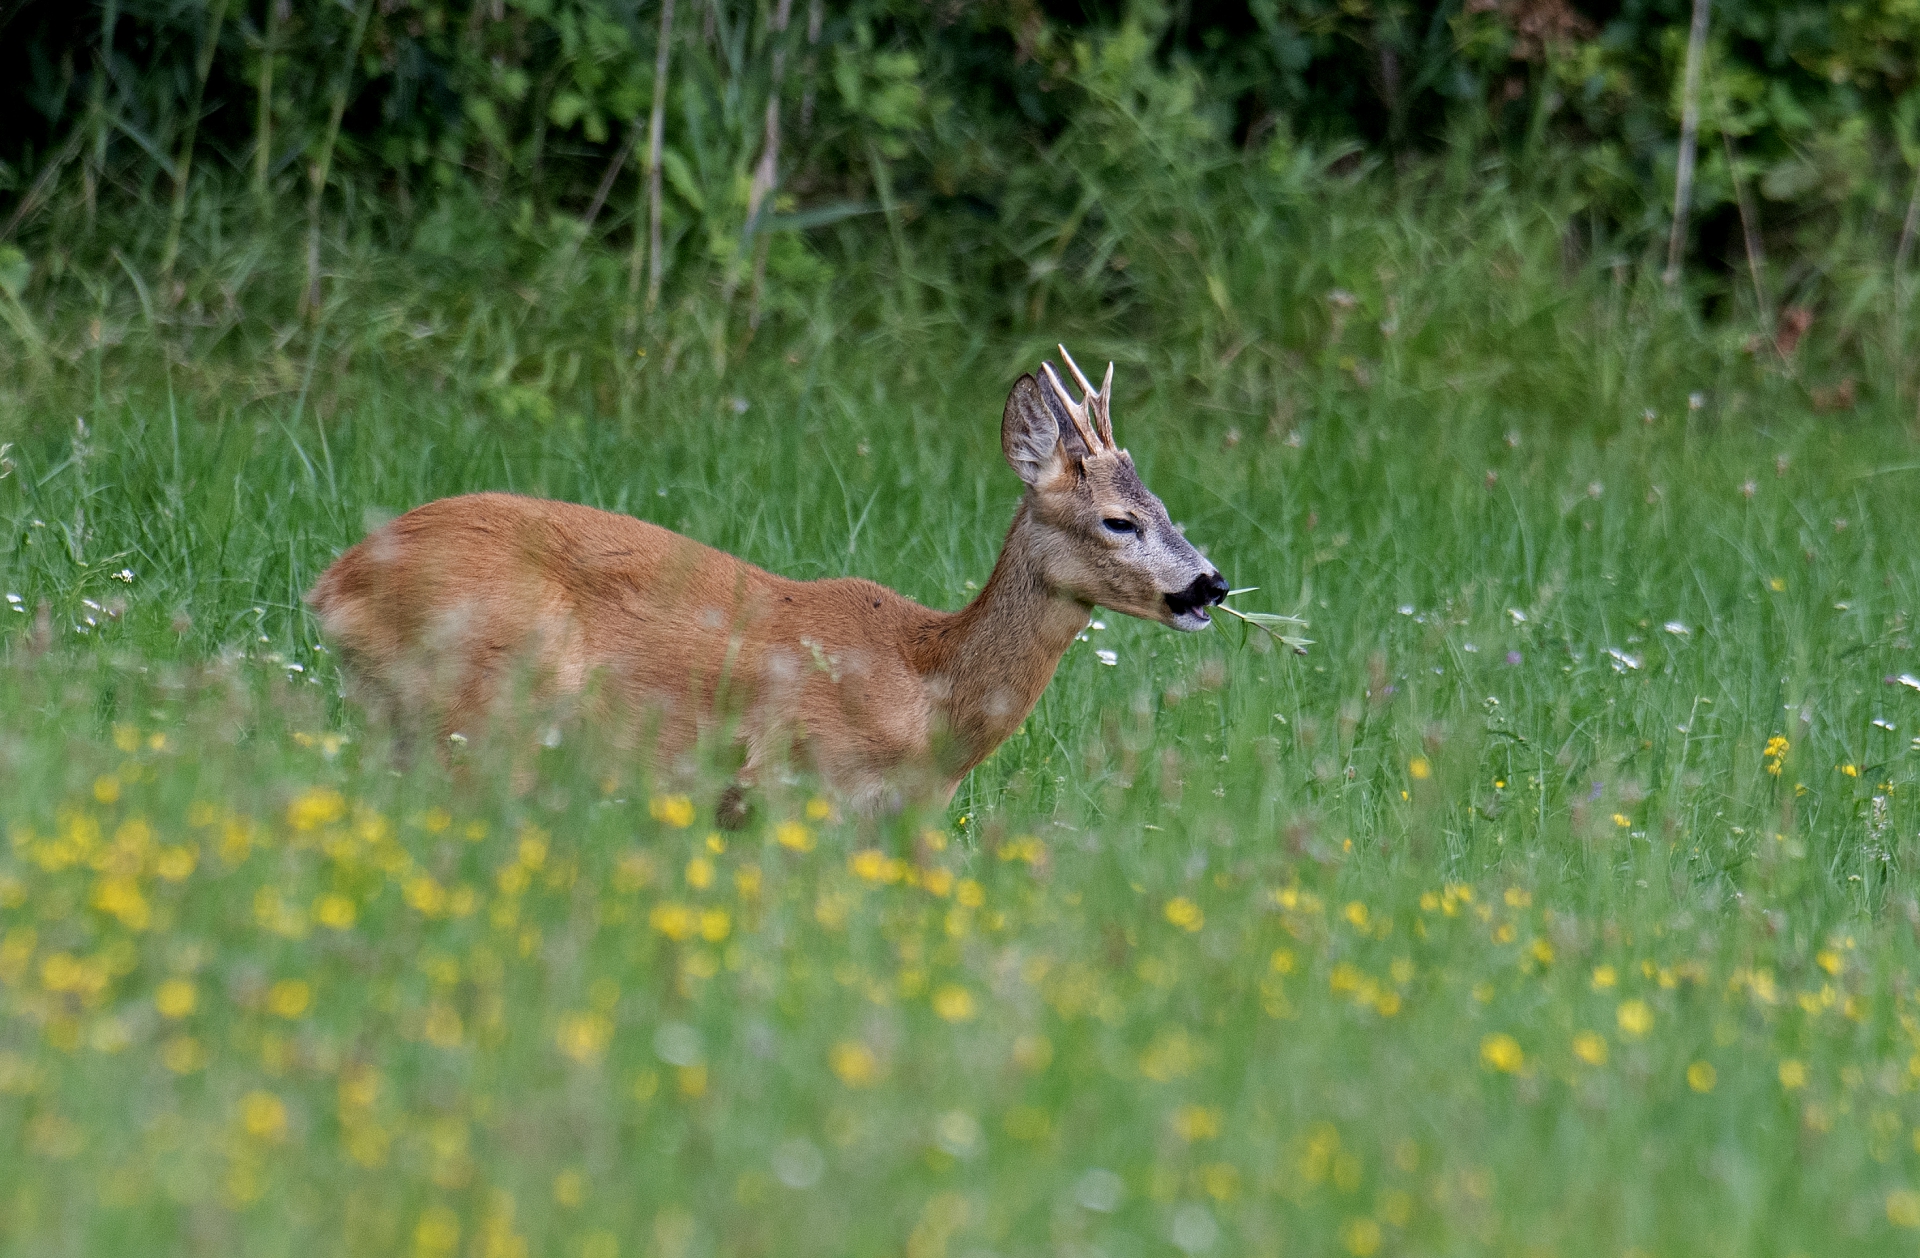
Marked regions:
[1041,344,1116,453]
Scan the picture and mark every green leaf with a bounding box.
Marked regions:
[1214,603,1312,654]
[661,149,703,214]
[548,92,589,130]
[0,247,29,301]
[760,201,882,234]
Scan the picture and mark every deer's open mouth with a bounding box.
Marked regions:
[1165,573,1230,627]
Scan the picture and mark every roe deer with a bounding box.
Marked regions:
[306,348,1228,819]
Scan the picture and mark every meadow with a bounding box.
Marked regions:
[3,190,1920,1257]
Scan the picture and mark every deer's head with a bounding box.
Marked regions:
[1001,347,1228,632]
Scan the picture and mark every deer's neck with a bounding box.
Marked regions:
[915,501,1090,774]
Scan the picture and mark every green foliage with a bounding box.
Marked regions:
[2,0,1918,336]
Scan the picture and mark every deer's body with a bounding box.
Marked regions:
[307,350,1227,817]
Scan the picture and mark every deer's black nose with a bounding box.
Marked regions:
[1167,572,1229,618]
[1190,572,1229,606]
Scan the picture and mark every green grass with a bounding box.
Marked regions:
[4,203,1920,1257]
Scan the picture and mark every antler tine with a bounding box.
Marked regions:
[1054,345,1114,451]
[1096,360,1116,447]
[1041,362,1104,455]
[1057,344,1097,400]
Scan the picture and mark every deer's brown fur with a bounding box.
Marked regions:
[306,350,1226,816]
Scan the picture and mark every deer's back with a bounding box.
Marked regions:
[307,493,946,777]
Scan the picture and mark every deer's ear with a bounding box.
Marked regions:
[1002,374,1069,487]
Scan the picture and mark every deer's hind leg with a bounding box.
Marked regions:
[327,644,426,769]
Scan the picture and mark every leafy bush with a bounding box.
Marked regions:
[2,1,1916,313]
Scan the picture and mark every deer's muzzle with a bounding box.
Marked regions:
[1165,572,1229,622]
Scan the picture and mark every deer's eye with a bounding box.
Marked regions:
[1102,517,1137,535]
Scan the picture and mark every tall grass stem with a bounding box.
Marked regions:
[1664,0,1712,286]
[303,0,374,320]
[253,0,284,209]
[635,0,677,331]
[162,0,231,282]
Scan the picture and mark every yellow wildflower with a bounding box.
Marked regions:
[553,1169,586,1208]
[1164,897,1204,932]
[649,795,696,828]
[830,1040,880,1087]
[1408,756,1431,780]
[154,846,196,882]
[404,875,448,918]
[1616,999,1653,1038]
[90,877,150,931]
[1480,1033,1524,1074]
[414,1205,461,1256]
[315,893,357,930]
[1201,1162,1241,1202]
[813,891,852,931]
[287,787,346,832]
[1140,1028,1198,1082]
[649,903,697,942]
[422,1003,464,1048]
[155,979,196,1020]
[240,1090,288,1141]
[339,1065,379,1110]
[1779,1059,1807,1090]
[775,822,814,853]
[1171,1104,1222,1141]
[932,985,975,1022]
[267,979,312,1019]
[556,1012,614,1064]
[998,836,1047,865]
[1687,1061,1717,1092]
[1571,1031,1607,1066]
[1340,1219,1382,1258]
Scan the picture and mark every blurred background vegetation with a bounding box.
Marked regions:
[0,0,1916,400]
